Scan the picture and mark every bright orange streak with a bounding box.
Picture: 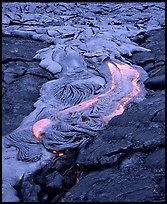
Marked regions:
[32,61,142,155]
[32,118,51,140]
[51,150,58,154]
[103,63,140,123]
[58,152,64,156]
[55,61,116,118]
[50,150,64,156]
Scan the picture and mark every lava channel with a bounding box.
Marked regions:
[32,61,141,149]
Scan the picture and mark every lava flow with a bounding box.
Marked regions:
[32,118,51,140]
[53,61,140,121]
[32,61,141,154]
[103,62,140,123]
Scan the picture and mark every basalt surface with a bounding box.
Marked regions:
[62,28,165,203]
[2,36,54,135]
[129,28,165,90]
[2,2,165,202]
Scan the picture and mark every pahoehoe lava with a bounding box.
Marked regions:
[2,2,164,202]
[31,60,147,154]
[4,56,147,160]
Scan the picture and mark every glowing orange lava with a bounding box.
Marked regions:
[55,61,116,118]
[58,152,65,156]
[32,118,51,140]
[54,61,140,121]
[50,150,64,156]
[103,62,140,123]
[32,61,141,155]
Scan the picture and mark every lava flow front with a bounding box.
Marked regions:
[32,61,141,154]
[32,118,51,140]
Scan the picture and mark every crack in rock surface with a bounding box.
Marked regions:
[2,2,165,202]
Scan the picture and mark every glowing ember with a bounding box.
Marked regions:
[32,118,51,140]
[51,150,58,154]
[50,150,64,156]
[58,152,64,157]
[75,138,81,142]
[82,116,88,122]
[54,61,116,118]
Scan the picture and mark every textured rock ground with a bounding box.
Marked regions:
[2,37,54,135]
[130,28,165,90]
[63,91,165,202]
[2,2,165,202]
[62,28,165,203]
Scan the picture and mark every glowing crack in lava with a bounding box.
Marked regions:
[32,61,142,156]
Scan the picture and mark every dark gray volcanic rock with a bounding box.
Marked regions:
[62,30,165,203]
[2,36,54,135]
[79,91,165,162]
[129,28,165,90]
[17,149,80,202]
[63,167,162,202]
[63,91,165,203]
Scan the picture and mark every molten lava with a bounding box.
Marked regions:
[50,150,64,156]
[54,62,116,118]
[32,61,141,155]
[54,61,140,122]
[103,62,140,123]
[32,118,51,140]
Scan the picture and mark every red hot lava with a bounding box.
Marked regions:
[32,61,141,155]
[32,118,51,140]
[103,62,140,123]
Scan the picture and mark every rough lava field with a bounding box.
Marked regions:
[2,2,165,202]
